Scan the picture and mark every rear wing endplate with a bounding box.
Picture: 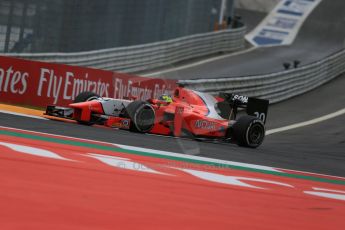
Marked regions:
[218,93,269,123]
[246,97,269,124]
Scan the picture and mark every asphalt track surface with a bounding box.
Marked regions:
[161,0,345,79]
[1,74,344,177]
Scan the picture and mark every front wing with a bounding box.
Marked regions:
[45,105,131,130]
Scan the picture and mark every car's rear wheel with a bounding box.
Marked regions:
[124,101,155,133]
[232,115,265,148]
[74,91,100,125]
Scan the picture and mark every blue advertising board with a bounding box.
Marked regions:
[246,0,321,47]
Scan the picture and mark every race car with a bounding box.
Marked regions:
[45,86,269,148]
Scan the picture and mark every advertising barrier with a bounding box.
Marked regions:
[0,56,177,107]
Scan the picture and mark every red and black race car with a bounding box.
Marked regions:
[45,86,269,148]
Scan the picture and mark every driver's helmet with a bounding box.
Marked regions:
[158,94,173,103]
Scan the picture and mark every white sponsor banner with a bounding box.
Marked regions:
[245,0,322,47]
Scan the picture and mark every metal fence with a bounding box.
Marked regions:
[5,27,246,73]
[178,49,345,103]
[0,0,236,53]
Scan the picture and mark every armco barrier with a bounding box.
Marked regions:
[0,56,176,108]
[4,28,246,73]
[178,49,345,104]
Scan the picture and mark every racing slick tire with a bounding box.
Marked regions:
[124,101,155,133]
[73,91,100,125]
[232,115,265,148]
[73,91,100,103]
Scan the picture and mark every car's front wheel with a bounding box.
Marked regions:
[124,101,155,133]
[74,91,100,103]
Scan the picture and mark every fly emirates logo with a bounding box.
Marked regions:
[38,68,110,104]
[0,66,110,104]
[0,66,28,95]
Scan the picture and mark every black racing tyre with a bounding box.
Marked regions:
[232,115,265,148]
[73,91,100,125]
[124,101,155,133]
[74,91,100,103]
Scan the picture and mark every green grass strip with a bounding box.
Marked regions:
[1,129,345,186]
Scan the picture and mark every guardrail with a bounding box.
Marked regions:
[4,27,246,73]
[178,49,345,103]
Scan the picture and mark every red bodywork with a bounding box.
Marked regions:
[148,87,229,138]
[67,87,230,138]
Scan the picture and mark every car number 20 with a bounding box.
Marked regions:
[254,112,266,123]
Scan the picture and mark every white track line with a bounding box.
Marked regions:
[282,168,345,180]
[143,47,257,77]
[116,143,281,172]
[266,108,345,135]
[0,110,48,120]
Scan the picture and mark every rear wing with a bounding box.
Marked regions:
[246,97,269,123]
[218,93,269,123]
